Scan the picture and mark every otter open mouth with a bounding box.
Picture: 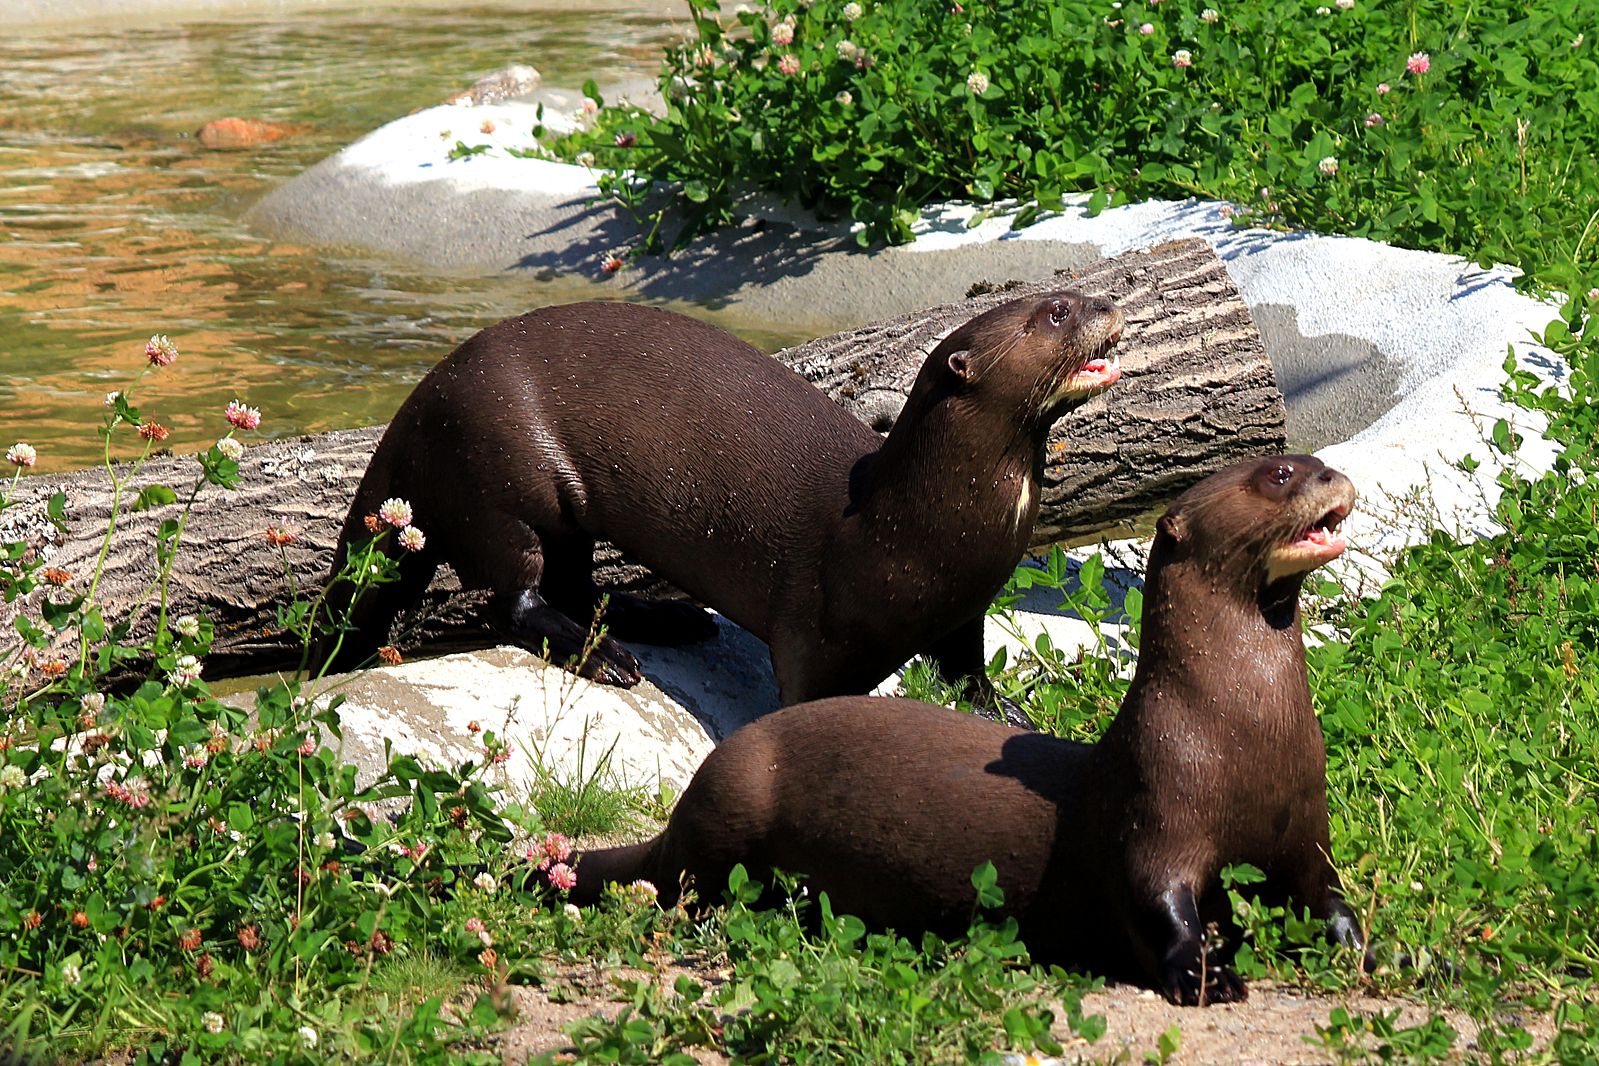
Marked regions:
[1268,504,1350,577]
[1054,330,1125,401]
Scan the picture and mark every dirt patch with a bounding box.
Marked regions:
[487,957,734,1066]
[471,954,1553,1065]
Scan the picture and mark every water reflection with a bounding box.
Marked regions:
[0,5,802,472]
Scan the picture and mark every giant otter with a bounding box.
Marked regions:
[325,295,1123,711]
[565,455,1372,1004]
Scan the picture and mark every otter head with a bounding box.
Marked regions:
[921,291,1126,429]
[1153,455,1356,611]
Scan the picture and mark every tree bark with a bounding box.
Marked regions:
[1,238,1282,680]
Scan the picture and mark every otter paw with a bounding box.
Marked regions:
[956,677,1035,730]
[1326,910,1377,973]
[1160,955,1249,1006]
[570,640,644,687]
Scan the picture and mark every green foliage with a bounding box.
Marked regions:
[0,361,575,1062]
[538,863,1104,1066]
[1311,1007,1459,1065]
[987,545,1142,739]
[558,0,1597,289]
[1308,312,1599,1000]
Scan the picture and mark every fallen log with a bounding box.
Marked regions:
[1,238,1283,680]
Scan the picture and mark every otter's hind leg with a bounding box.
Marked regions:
[317,528,440,671]
[454,519,644,687]
[539,536,718,646]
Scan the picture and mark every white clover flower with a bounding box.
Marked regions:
[563,903,583,922]
[174,615,201,639]
[298,1026,318,1049]
[60,961,81,986]
[1201,7,1219,21]
[317,830,336,849]
[835,39,859,61]
[0,765,25,791]
[473,871,498,893]
[966,71,989,94]
[1172,49,1192,67]
[216,437,244,462]
[1318,155,1339,175]
[835,90,854,106]
[169,654,202,687]
[574,150,596,168]
[6,443,37,468]
[203,1012,225,1034]
[80,692,106,716]
[397,525,426,552]
[104,391,123,408]
[841,1,862,19]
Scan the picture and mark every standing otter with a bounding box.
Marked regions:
[565,455,1371,1004]
[325,295,1124,710]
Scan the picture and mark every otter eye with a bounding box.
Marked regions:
[1048,301,1071,326]
[1269,463,1294,485]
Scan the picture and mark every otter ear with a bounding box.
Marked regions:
[946,349,975,383]
[1156,511,1188,544]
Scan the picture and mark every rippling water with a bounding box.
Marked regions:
[0,5,800,472]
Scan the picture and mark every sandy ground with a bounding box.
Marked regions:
[475,954,1552,1065]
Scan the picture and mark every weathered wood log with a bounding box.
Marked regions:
[1,238,1283,681]
[784,237,1285,542]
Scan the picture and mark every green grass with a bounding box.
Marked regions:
[520,723,675,841]
[557,0,1599,295]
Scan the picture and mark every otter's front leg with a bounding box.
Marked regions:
[503,588,643,687]
[1143,885,1248,1006]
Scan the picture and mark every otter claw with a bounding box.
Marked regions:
[1324,909,1377,973]
[1161,961,1248,1006]
[580,649,643,687]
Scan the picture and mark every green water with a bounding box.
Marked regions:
[0,4,801,473]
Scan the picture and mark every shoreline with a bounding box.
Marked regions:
[9,0,689,33]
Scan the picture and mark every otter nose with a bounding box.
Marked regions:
[1320,466,1358,508]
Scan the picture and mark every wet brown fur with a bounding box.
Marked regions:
[325,295,1123,707]
[568,455,1372,1004]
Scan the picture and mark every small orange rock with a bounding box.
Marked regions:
[196,117,302,150]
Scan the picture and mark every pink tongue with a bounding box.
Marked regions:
[1303,527,1333,546]
[1082,359,1109,373]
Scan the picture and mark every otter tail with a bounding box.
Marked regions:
[567,838,672,907]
